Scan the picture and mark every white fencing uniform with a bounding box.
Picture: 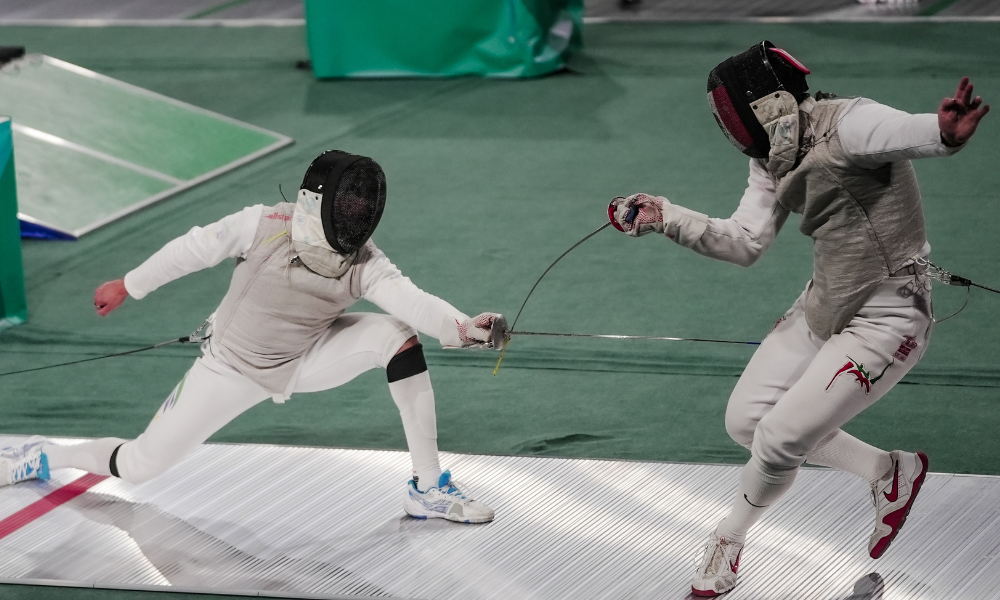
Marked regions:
[646,97,963,548]
[116,312,415,483]
[659,98,958,468]
[45,203,468,488]
[728,275,932,469]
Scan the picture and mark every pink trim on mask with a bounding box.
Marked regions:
[768,47,810,74]
[708,85,753,151]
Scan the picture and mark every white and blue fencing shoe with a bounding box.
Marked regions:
[403,470,494,524]
[0,436,50,486]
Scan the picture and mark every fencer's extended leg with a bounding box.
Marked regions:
[40,355,270,485]
[118,356,269,483]
[728,294,899,485]
[386,338,442,491]
[724,295,822,450]
[697,282,933,594]
[389,344,493,524]
[43,437,127,476]
[693,453,798,597]
[294,313,439,486]
[716,454,798,544]
[294,313,494,523]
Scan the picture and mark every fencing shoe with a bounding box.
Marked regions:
[403,470,494,524]
[692,531,744,597]
[0,436,50,486]
[869,450,928,559]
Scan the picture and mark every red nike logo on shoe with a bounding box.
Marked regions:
[883,462,900,502]
[729,548,741,574]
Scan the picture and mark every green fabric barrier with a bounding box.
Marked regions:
[304,0,582,78]
[0,118,26,331]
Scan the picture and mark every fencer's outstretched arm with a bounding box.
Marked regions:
[610,161,789,268]
[95,205,264,316]
[838,77,988,167]
[360,246,469,348]
[687,161,789,267]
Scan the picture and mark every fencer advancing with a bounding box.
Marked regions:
[609,42,989,596]
[1,150,500,524]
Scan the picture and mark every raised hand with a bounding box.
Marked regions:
[939,77,990,147]
[94,279,128,316]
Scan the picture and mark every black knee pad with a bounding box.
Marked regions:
[109,443,123,478]
[386,343,428,383]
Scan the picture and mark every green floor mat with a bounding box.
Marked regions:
[0,21,996,476]
[0,55,292,238]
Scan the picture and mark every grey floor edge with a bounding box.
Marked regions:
[4,0,1000,22]
[0,437,997,599]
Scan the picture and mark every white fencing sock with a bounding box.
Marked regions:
[807,429,893,483]
[716,454,799,543]
[42,437,127,477]
[386,344,442,492]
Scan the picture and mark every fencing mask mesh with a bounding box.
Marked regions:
[301,150,386,255]
[706,41,810,159]
[292,150,386,278]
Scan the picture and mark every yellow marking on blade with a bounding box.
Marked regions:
[264,231,288,244]
[492,338,510,376]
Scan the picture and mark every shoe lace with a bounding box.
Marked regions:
[10,453,38,481]
[693,539,723,574]
[440,479,470,500]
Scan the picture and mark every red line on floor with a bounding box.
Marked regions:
[0,473,109,540]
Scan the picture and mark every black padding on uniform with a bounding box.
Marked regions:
[386,343,428,383]
[109,443,123,478]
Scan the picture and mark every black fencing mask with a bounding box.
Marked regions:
[292,150,386,278]
[706,41,810,159]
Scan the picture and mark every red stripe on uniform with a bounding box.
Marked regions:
[0,473,108,540]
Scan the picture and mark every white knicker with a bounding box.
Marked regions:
[726,274,933,468]
[115,313,415,483]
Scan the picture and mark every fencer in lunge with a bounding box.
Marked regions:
[0,150,501,524]
[609,42,989,596]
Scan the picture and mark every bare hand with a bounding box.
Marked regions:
[94,279,128,316]
[939,77,990,147]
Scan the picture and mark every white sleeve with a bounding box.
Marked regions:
[838,98,962,168]
[360,246,468,348]
[684,159,789,267]
[123,205,263,300]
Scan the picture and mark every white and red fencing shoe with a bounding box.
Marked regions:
[869,450,928,559]
[691,531,744,597]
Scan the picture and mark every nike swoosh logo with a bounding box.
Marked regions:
[744,494,767,508]
[883,462,900,502]
[729,548,742,574]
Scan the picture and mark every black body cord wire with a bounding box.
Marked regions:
[0,321,212,378]
[918,258,999,323]
[0,260,995,379]
[0,337,193,378]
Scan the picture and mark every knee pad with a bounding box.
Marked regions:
[109,444,123,478]
[386,343,428,383]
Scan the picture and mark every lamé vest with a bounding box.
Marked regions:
[777,99,927,340]
[208,203,373,394]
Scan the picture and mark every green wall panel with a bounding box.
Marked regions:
[305,0,583,78]
[0,118,26,330]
